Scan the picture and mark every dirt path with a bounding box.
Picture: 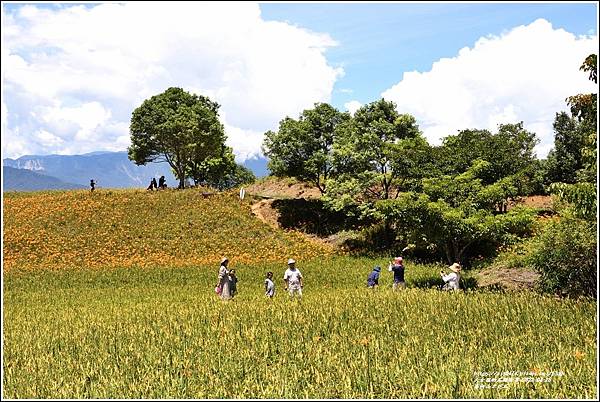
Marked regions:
[251,199,280,228]
[476,267,540,291]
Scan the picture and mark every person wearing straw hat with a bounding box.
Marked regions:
[366,266,381,289]
[440,263,461,291]
[388,257,406,291]
[283,258,303,299]
[215,257,233,300]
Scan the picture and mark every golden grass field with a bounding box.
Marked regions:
[2,189,597,398]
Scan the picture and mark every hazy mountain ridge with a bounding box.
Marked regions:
[3,166,87,191]
[3,151,270,190]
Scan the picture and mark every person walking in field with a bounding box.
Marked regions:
[90,179,96,192]
[265,271,275,298]
[216,257,232,300]
[388,257,406,290]
[229,269,239,298]
[367,266,381,289]
[440,263,461,291]
[283,259,303,299]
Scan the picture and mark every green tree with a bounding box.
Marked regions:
[324,99,428,213]
[376,161,536,264]
[197,147,256,190]
[530,54,597,299]
[128,87,227,189]
[436,122,538,186]
[262,103,350,193]
[544,112,585,184]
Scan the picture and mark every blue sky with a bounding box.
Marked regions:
[2,2,598,161]
[261,2,597,110]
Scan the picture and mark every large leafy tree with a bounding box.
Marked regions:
[544,112,586,184]
[324,99,429,214]
[376,160,536,264]
[263,103,350,193]
[545,54,597,186]
[189,145,256,190]
[436,122,538,185]
[128,87,227,189]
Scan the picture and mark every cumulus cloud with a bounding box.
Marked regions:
[381,19,598,158]
[2,3,342,161]
[344,100,363,115]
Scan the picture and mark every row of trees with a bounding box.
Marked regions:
[128,87,255,190]
[263,53,597,297]
[263,99,541,263]
[528,54,596,298]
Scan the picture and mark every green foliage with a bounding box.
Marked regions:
[436,123,538,186]
[128,87,228,189]
[375,187,537,264]
[187,146,254,190]
[263,103,350,193]
[549,182,596,221]
[528,217,597,298]
[324,99,428,214]
[544,112,586,184]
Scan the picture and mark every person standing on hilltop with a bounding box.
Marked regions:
[158,176,166,189]
[147,178,158,191]
[283,258,303,299]
[90,179,96,192]
[216,257,232,300]
[229,269,239,298]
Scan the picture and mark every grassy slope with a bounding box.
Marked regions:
[3,188,334,271]
[2,189,597,398]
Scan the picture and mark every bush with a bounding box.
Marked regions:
[528,217,597,298]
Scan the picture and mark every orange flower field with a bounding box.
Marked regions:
[3,189,335,272]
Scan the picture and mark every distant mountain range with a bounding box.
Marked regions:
[3,166,87,191]
[2,151,270,191]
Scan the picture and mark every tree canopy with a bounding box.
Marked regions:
[128,87,229,189]
[263,103,350,193]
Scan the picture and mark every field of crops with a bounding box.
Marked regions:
[2,190,597,398]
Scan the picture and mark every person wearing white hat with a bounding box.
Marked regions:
[440,263,461,291]
[283,258,303,299]
[215,257,232,300]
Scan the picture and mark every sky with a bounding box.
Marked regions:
[1,2,598,162]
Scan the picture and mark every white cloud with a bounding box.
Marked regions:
[2,3,342,161]
[344,100,363,115]
[381,19,598,158]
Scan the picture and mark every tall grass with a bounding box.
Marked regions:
[3,257,596,399]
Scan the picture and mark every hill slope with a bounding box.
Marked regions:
[3,166,87,191]
[3,188,333,271]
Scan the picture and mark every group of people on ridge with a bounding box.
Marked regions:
[146,176,167,191]
[215,255,460,301]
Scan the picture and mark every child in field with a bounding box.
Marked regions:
[367,266,381,289]
[265,271,275,298]
[229,269,238,298]
[283,259,303,299]
[388,257,406,290]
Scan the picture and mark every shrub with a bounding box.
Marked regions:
[528,216,597,298]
